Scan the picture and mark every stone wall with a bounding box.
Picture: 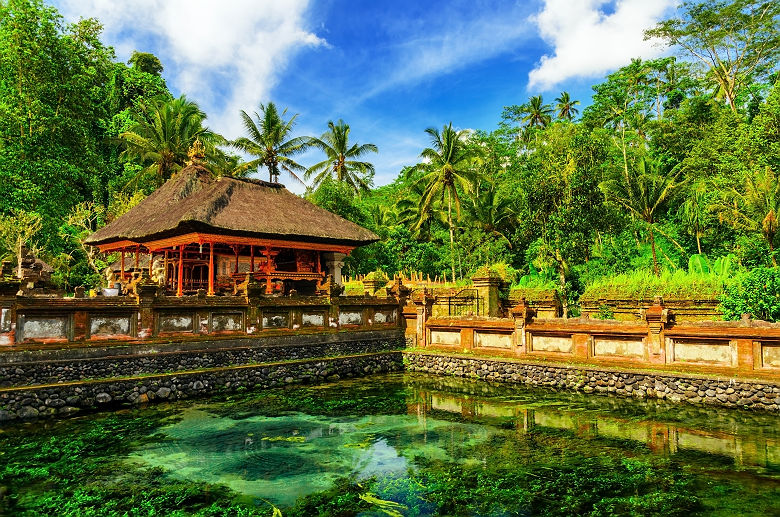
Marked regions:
[0,330,403,387]
[0,352,402,421]
[405,351,780,412]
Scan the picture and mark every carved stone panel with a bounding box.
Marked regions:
[20,315,69,341]
[761,342,780,368]
[430,330,461,346]
[211,312,244,332]
[262,312,289,329]
[530,333,573,353]
[669,338,735,365]
[302,312,325,327]
[593,336,645,358]
[374,309,397,324]
[158,313,194,333]
[89,315,132,338]
[338,310,363,326]
[474,331,512,348]
[0,308,10,333]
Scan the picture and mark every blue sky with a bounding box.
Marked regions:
[55,0,676,191]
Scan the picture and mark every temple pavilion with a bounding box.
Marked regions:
[86,151,377,296]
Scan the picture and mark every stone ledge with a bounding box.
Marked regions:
[1,332,405,388]
[0,351,403,421]
[405,348,780,385]
[0,328,403,363]
[404,351,780,412]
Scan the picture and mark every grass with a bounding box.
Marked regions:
[580,269,733,302]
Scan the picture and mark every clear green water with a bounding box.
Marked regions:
[1,373,779,516]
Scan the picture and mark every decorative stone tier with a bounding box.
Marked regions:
[0,329,403,388]
[405,351,780,412]
[0,351,403,421]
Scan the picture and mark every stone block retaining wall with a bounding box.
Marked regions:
[405,351,780,412]
[0,351,402,421]
[0,330,403,387]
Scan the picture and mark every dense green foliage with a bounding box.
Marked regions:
[721,267,780,321]
[1,0,779,319]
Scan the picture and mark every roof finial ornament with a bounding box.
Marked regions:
[187,137,205,165]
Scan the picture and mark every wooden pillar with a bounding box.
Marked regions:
[148,251,154,276]
[208,243,214,296]
[233,246,239,274]
[120,248,125,281]
[134,246,139,270]
[250,245,255,273]
[163,250,169,289]
[264,246,274,294]
[177,244,184,297]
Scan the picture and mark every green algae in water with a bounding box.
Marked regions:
[1,374,779,516]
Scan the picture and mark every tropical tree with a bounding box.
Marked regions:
[554,92,580,121]
[414,123,483,280]
[521,95,554,128]
[305,119,378,192]
[678,180,712,254]
[600,157,686,275]
[466,182,516,247]
[118,95,217,186]
[712,166,780,266]
[645,0,780,113]
[231,102,311,184]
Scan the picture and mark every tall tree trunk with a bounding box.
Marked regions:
[649,225,659,276]
[556,250,568,319]
[17,236,23,280]
[448,194,456,281]
[696,233,702,255]
[769,237,777,267]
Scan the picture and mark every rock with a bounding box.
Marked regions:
[58,406,80,415]
[65,396,80,405]
[0,410,15,421]
[192,381,204,390]
[156,387,171,399]
[327,374,341,381]
[17,406,39,419]
[95,393,112,403]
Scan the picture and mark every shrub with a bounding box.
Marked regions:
[720,267,780,322]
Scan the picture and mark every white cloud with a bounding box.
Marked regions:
[527,0,675,91]
[57,0,326,138]
[354,4,536,103]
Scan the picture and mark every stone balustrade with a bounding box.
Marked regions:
[0,287,400,347]
[409,298,780,379]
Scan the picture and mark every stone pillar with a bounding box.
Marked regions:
[414,289,435,348]
[323,252,346,287]
[245,274,264,334]
[472,272,502,317]
[644,296,669,364]
[135,272,158,339]
[510,299,534,355]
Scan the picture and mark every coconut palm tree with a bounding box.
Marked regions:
[521,95,553,128]
[712,166,780,266]
[599,156,685,275]
[231,102,311,184]
[554,91,580,121]
[678,180,711,254]
[466,182,516,247]
[305,119,378,192]
[119,95,218,186]
[415,123,483,280]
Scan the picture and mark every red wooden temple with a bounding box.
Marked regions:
[86,155,377,296]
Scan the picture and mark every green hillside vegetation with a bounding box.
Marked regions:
[1,0,779,318]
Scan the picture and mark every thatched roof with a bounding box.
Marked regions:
[86,165,378,247]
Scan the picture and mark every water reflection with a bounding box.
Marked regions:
[131,373,780,511]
